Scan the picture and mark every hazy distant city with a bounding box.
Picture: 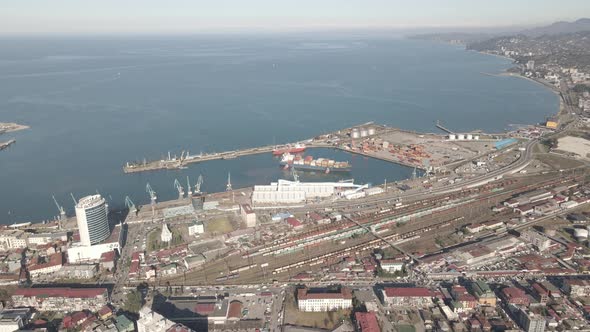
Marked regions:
[1,1,590,332]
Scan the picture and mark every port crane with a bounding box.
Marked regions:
[195,175,203,194]
[226,172,232,191]
[146,183,157,216]
[70,193,77,205]
[186,176,192,196]
[146,183,157,204]
[125,196,138,215]
[52,195,66,229]
[174,179,185,199]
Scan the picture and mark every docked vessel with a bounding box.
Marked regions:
[272,143,306,156]
[279,153,351,173]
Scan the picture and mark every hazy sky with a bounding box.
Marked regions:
[2,0,590,34]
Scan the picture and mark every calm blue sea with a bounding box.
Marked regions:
[0,35,558,222]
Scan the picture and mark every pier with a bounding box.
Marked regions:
[0,139,16,151]
[124,144,281,173]
[435,120,455,134]
[122,122,504,174]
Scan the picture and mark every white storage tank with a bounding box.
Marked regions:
[448,134,456,140]
[457,134,465,140]
[466,134,473,140]
[368,127,376,136]
[360,129,369,137]
[474,135,480,140]
[574,228,589,241]
[351,129,360,139]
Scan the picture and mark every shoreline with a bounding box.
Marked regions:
[0,122,29,134]
[469,48,562,122]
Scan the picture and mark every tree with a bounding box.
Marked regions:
[122,290,143,314]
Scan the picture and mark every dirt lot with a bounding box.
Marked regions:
[557,136,590,160]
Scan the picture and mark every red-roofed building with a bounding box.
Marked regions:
[13,287,108,311]
[98,305,113,320]
[100,250,116,271]
[128,260,140,279]
[531,283,549,304]
[227,300,243,321]
[297,287,353,312]
[28,252,63,278]
[382,287,433,307]
[286,217,304,230]
[355,312,379,332]
[501,287,529,306]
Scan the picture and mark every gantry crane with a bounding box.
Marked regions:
[174,179,184,199]
[52,195,66,229]
[125,196,138,215]
[186,176,192,196]
[195,174,203,194]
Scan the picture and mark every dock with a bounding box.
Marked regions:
[0,139,16,151]
[435,120,454,134]
[124,144,280,173]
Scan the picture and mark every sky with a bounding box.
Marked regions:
[1,0,590,34]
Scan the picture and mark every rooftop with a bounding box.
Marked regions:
[383,287,433,298]
[13,287,107,298]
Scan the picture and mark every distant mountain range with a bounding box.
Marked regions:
[408,18,590,43]
[522,18,590,36]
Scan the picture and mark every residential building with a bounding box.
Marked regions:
[27,231,68,246]
[28,252,63,279]
[12,287,108,312]
[563,279,590,297]
[114,314,135,332]
[297,287,353,312]
[57,264,98,279]
[501,287,529,306]
[379,258,404,273]
[382,287,433,308]
[0,309,31,332]
[355,312,379,332]
[137,307,175,332]
[0,230,28,250]
[240,204,257,228]
[472,281,496,306]
[188,221,204,236]
[521,231,551,252]
[518,308,546,332]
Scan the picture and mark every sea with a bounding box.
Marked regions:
[0,34,559,222]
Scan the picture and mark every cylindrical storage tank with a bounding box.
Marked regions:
[466,134,473,140]
[368,128,376,136]
[360,129,368,137]
[351,129,360,139]
[458,134,465,140]
[574,228,589,241]
[474,135,480,140]
[448,134,456,140]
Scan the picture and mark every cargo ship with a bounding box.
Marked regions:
[272,143,306,156]
[279,153,351,173]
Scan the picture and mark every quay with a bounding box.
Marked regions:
[123,122,506,174]
[0,139,16,151]
[123,123,377,173]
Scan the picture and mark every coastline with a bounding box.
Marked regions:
[0,122,29,134]
[470,49,563,121]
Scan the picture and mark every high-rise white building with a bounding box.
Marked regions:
[75,195,110,246]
